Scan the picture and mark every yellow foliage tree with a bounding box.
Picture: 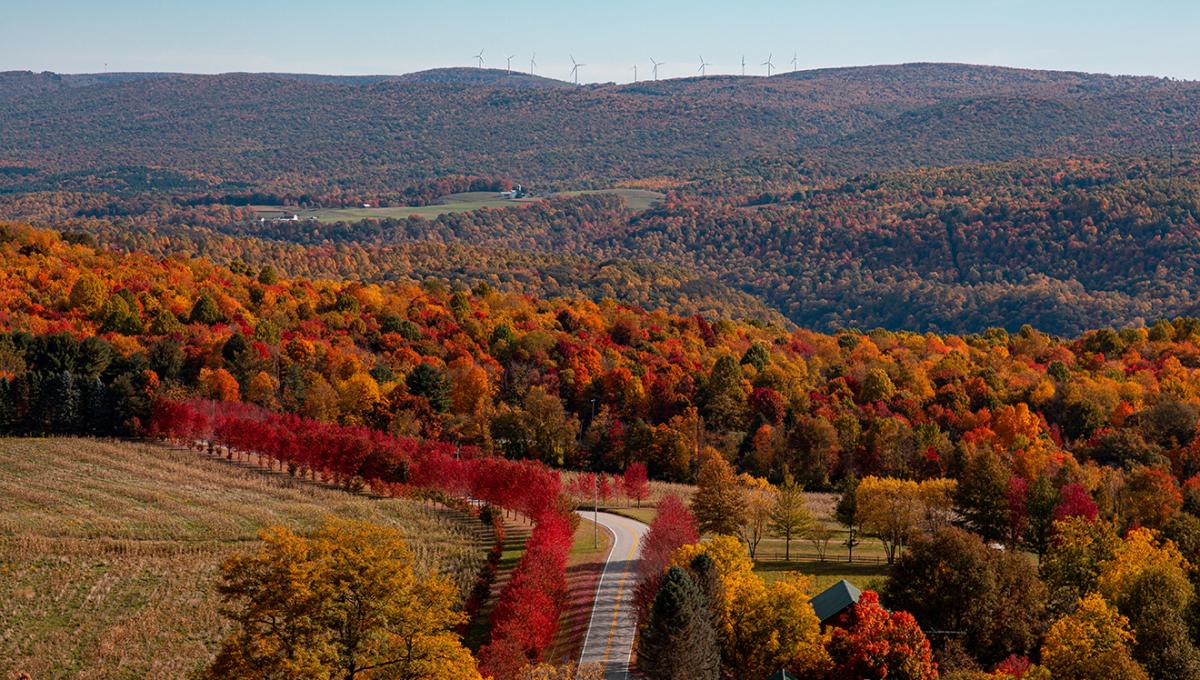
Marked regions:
[68,272,106,315]
[670,536,827,677]
[207,519,480,680]
[738,473,777,559]
[916,477,957,532]
[1041,593,1148,680]
[303,372,341,422]
[448,356,490,415]
[691,449,747,536]
[245,370,279,409]
[723,572,829,677]
[1096,527,1192,606]
[856,476,922,564]
[339,371,381,422]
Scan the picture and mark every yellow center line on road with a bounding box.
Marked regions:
[601,514,641,667]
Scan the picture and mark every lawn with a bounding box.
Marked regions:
[553,188,664,212]
[252,191,542,223]
[464,511,532,652]
[0,438,487,679]
[753,558,892,593]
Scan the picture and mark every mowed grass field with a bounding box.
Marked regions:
[252,188,665,223]
[0,438,486,679]
[592,481,892,592]
[553,188,664,212]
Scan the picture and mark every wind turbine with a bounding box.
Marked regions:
[570,55,584,85]
[650,57,664,81]
[791,50,799,72]
[632,64,639,82]
[762,53,774,76]
[697,55,712,76]
[741,55,746,76]
[530,52,537,75]
[506,54,515,73]
[474,49,485,69]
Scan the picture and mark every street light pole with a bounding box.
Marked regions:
[591,398,598,549]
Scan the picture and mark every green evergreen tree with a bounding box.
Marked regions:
[1023,474,1058,557]
[955,448,1010,543]
[257,265,279,285]
[149,308,184,335]
[43,371,80,433]
[689,553,724,632]
[148,339,184,383]
[189,293,225,324]
[100,295,143,335]
[740,342,770,372]
[702,355,748,431]
[0,377,15,433]
[860,367,897,403]
[406,363,451,413]
[638,567,719,680]
[77,336,113,381]
[79,377,109,435]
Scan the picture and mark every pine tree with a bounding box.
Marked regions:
[79,377,109,435]
[638,567,720,680]
[77,336,112,380]
[44,371,80,434]
[189,293,224,324]
[956,449,1010,543]
[702,355,748,432]
[688,553,724,632]
[406,363,451,413]
[1024,474,1058,557]
[0,377,14,433]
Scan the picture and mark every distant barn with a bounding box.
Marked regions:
[809,579,862,627]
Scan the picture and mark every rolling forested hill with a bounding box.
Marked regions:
[2,63,1197,192]
[3,63,1200,335]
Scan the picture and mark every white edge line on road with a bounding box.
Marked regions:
[620,519,647,677]
[578,512,619,666]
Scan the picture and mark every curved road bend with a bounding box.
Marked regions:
[576,510,650,680]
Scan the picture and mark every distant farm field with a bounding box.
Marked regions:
[251,188,664,223]
[553,188,664,212]
[0,438,486,679]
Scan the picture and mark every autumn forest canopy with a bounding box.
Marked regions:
[3,63,1200,334]
[6,59,1200,679]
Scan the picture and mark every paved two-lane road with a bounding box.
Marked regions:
[576,510,650,679]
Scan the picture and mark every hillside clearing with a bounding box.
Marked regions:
[0,438,486,679]
[250,188,664,223]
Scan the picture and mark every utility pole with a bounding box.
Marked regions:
[591,398,598,548]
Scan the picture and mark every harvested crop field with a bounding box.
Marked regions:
[0,437,486,679]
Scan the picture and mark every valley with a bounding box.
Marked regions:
[4,12,1200,675]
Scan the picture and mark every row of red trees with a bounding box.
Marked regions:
[149,398,573,678]
[563,463,650,507]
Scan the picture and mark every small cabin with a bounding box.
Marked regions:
[809,579,862,628]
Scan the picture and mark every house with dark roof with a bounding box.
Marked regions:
[809,579,863,626]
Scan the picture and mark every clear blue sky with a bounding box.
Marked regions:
[4,0,1198,83]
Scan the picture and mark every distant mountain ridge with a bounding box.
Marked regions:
[1,63,1197,192]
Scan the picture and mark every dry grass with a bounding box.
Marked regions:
[0,438,486,679]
